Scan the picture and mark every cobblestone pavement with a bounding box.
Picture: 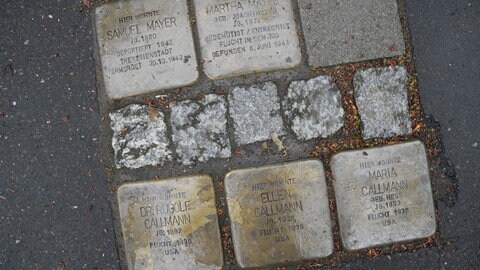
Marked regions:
[0,0,478,269]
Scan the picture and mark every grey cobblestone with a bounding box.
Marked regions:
[284,76,344,141]
[228,82,285,145]
[354,66,412,139]
[109,104,172,169]
[170,94,231,165]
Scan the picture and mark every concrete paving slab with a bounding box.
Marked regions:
[194,0,301,79]
[354,66,412,139]
[284,75,344,141]
[170,94,231,165]
[95,0,198,99]
[299,0,405,67]
[331,141,436,250]
[117,176,223,270]
[224,160,333,268]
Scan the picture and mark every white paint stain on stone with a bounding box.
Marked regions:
[110,104,171,169]
[170,94,231,165]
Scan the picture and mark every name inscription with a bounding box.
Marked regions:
[357,157,410,227]
[129,192,194,256]
[249,178,306,243]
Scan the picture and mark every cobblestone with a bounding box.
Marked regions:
[354,66,412,139]
[228,82,285,145]
[284,76,344,140]
[109,104,172,169]
[170,94,231,165]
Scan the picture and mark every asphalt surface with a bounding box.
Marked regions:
[0,0,478,269]
[406,0,480,268]
[0,1,120,269]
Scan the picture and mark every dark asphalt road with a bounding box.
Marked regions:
[406,0,480,268]
[0,1,119,269]
[0,0,478,269]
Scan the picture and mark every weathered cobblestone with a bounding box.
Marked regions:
[170,94,231,165]
[228,82,285,145]
[109,104,171,169]
[284,76,344,141]
[354,66,412,139]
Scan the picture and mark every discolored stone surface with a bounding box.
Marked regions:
[298,0,405,67]
[170,94,231,165]
[95,0,198,99]
[225,160,334,268]
[284,75,345,141]
[194,0,301,79]
[228,82,285,146]
[331,141,436,251]
[117,175,223,270]
[354,66,412,139]
[110,104,171,169]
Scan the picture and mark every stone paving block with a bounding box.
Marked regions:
[225,160,333,268]
[331,141,436,250]
[194,0,301,79]
[298,0,405,67]
[284,76,344,141]
[354,66,412,139]
[95,0,198,99]
[170,94,231,165]
[117,175,223,270]
[110,104,171,169]
[228,82,285,145]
